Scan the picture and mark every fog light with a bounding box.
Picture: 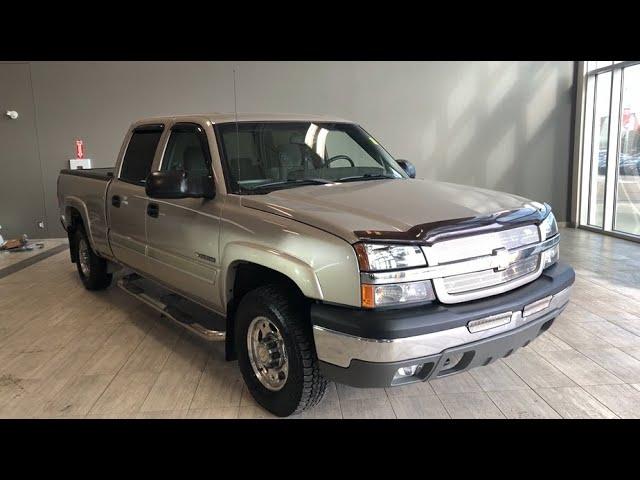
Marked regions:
[523,295,552,317]
[393,364,422,381]
[467,312,512,333]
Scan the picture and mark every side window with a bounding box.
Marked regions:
[161,124,212,176]
[119,125,164,185]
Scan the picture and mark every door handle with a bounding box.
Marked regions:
[147,203,159,218]
[112,195,121,207]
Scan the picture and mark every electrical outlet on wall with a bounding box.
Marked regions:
[38,221,45,229]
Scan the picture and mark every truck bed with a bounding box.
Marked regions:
[58,167,114,259]
[59,167,114,181]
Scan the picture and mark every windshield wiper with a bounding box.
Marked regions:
[243,178,333,193]
[335,173,396,183]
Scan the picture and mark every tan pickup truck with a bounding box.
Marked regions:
[57,113,575,416]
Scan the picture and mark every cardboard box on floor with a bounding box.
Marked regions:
[1,234,28,251]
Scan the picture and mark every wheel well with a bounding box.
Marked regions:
[66,207,84,263]
[224,262,306,361]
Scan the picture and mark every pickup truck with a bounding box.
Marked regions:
[57,113,575,417]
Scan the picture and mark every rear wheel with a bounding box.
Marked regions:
[73,226,112,290]
[235,285,327,417]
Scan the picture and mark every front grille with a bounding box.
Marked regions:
[442,254,540,294]
[430,225,540,264]
[423,225,545,303]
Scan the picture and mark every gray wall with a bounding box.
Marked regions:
[17,61,575,236]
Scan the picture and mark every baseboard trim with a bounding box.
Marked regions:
[557,221,577,228]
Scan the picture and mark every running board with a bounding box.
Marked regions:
[117,273,225,342]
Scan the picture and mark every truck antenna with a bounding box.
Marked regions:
[233,67,241,180]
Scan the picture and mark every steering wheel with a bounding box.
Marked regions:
[326,154,355,167]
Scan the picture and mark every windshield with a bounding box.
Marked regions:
[215,122,408,193]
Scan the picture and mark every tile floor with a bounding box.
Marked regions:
[1,227,639,419]
[0,239,68,271]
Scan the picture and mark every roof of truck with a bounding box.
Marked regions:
[134,112,356,125]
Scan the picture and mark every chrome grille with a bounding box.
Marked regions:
[429,225,540,265]
[442,254,540,294]
[422,224,547,303]
[361,233,559,304]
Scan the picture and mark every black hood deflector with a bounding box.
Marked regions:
[354,203,551,246]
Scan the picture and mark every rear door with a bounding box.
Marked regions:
[146,122,223,309]
[107,124,164,274]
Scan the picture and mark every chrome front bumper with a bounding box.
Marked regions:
[313,286,571,369]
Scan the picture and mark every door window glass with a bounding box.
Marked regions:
[161,124,211,177]
[614,64,640,235]
[120,126,164,185]
[587,72,612,228]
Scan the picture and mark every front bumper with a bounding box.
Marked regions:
[311,261,575,388]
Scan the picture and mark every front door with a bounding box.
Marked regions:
[0,63,47,238]
[107,124,165,274]
[146,122,223,310]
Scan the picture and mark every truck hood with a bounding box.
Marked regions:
[241,178,548,244]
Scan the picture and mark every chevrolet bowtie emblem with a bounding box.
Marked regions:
[491,248,511,272]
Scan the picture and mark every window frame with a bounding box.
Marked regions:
[585,71,613,228]
[158,122,215,178]
[575,60,640,242]
[117,123,165,186]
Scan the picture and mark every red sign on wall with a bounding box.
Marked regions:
[76,139,84,159]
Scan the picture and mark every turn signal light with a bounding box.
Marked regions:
[361,280,436,308]
[361,284,376,308]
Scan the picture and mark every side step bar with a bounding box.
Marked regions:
[117,273,225,342]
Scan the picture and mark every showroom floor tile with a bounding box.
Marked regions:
[0,227,639,418]
[534,386,617,419]
[438,391,505,419]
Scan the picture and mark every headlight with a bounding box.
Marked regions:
[539,212,559,269]
[361,280,436,308]
[539,212,558,241]
[354,243,433,308]
[354,243,426,271]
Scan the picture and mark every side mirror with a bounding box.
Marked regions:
[396,159,416,178]
[145,170,215,199]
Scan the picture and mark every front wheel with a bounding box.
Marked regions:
[235,285,327,417]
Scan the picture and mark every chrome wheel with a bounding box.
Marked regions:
[246,316,288,391]
[78,238,91,277]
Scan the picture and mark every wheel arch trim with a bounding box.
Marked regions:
[221,241,324,307]
[63,197,98,252]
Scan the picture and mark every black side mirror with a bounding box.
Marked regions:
[145,170,215,199]
[396,159,416,178]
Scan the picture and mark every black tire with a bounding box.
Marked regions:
[235,284,328,417]
[73,225,112,290]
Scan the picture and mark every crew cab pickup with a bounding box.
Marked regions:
[57,113,575,416]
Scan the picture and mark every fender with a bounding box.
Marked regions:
[64,197,97,251]
[221,240,324,306]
